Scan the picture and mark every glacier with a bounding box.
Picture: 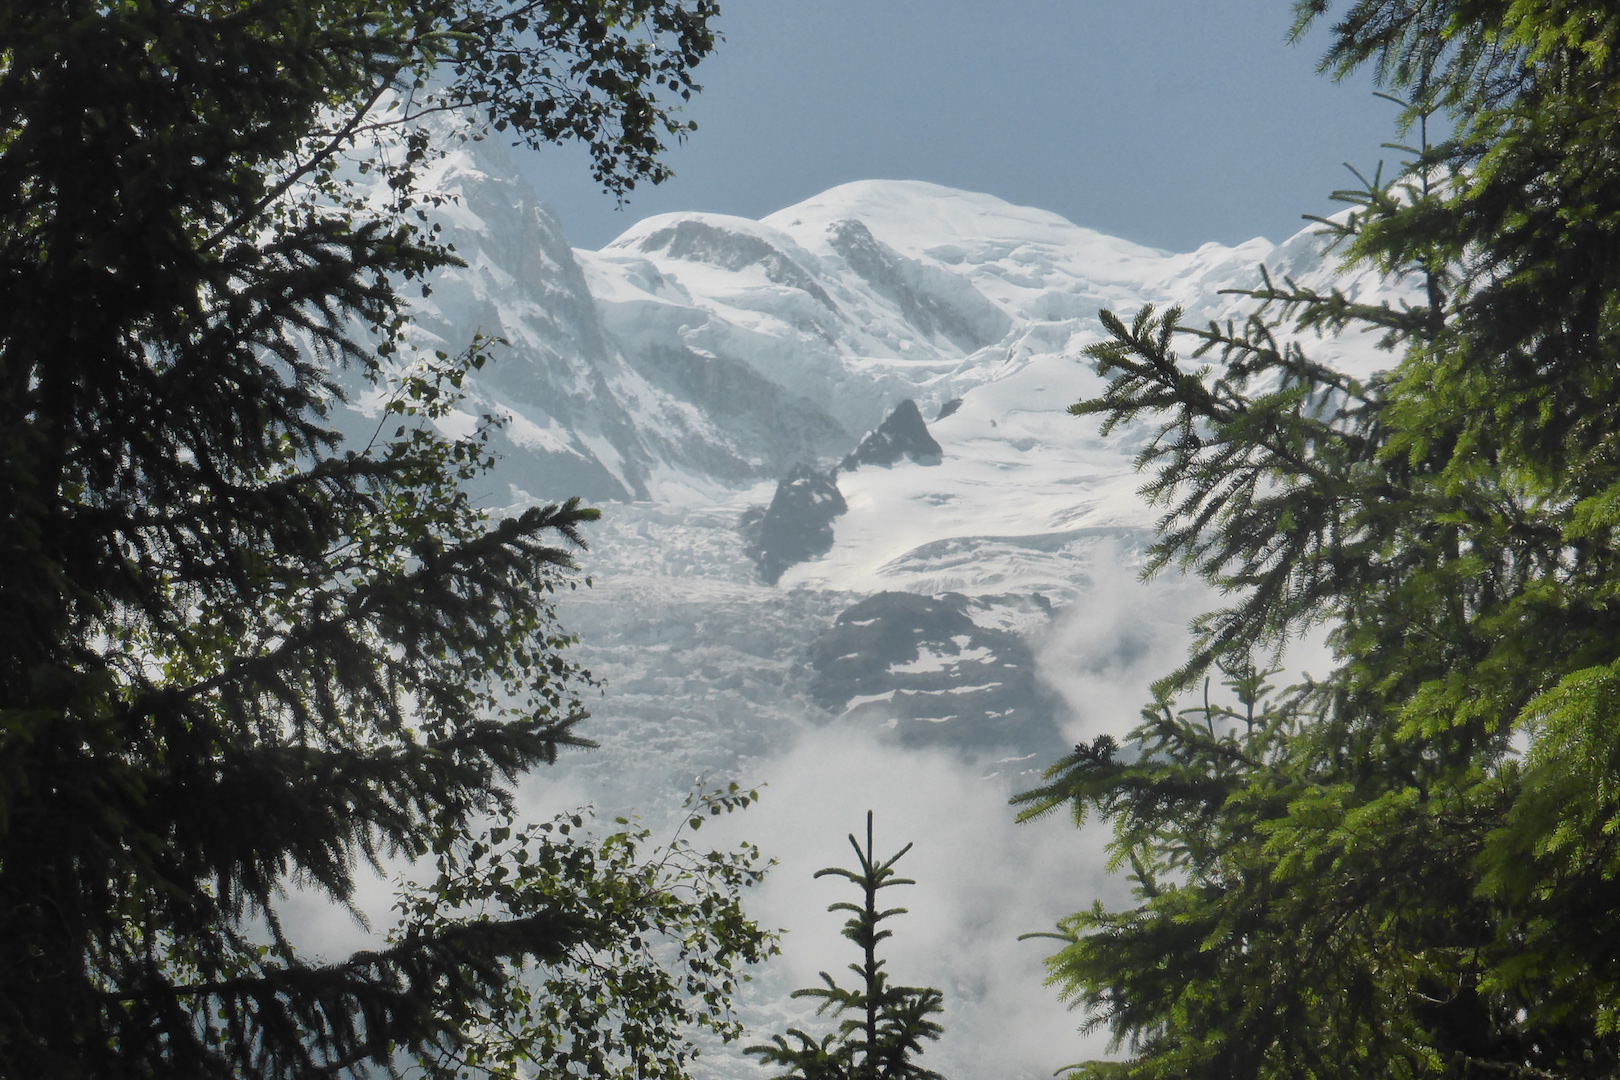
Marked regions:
[319,135,1403,1079]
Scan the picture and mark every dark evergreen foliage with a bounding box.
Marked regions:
[0,2,781,1077]
[1018,2,1620,1078]
[747,812,944,1080]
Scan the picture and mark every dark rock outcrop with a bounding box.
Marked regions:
[825,219,1010,352]
[740,398,943,584]
[743,464,848,584]
[633,219,837,310]
[841,399,942,471]
[809,591,1064,753]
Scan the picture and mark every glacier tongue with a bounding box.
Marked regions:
[329,140,1406,1079]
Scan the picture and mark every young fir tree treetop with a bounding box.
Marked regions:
[747,812,945,1080]
[0,2,787,1078]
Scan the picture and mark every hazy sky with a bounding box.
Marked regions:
[517,1,1400,254]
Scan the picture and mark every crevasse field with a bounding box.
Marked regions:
[299,138,1402,1079]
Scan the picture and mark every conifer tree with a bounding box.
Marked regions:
[1019,2,1620,1078]
[748,812,945,1080]
[0,2,776,1077]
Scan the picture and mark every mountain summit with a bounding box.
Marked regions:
[337,149,1395,513]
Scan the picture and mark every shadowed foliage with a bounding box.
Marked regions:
[0,2,795,1077]
[1019,2,1620,1077]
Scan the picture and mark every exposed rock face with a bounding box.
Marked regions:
[622,345,849,482]
[631,218,839,310]
[740,397,949,585]
[743,464,848,584]
[824,218,1010,353]
[808,591,1064,753]
[841,398,942,471]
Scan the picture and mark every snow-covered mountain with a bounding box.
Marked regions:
[327,138,1402,1080]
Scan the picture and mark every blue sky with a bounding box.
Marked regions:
[517,1,1401,254]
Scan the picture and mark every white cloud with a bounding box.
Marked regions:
[701,723,1132,1080]
[1034,539,1214,745]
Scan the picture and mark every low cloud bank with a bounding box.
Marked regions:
[1035,539,1338,746]
[1035,540,1214,746]
[703,723,1130,1080]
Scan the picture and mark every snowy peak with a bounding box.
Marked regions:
[763,179,1139,260]
[764,180,1196,316]
[364,158,1399,508]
